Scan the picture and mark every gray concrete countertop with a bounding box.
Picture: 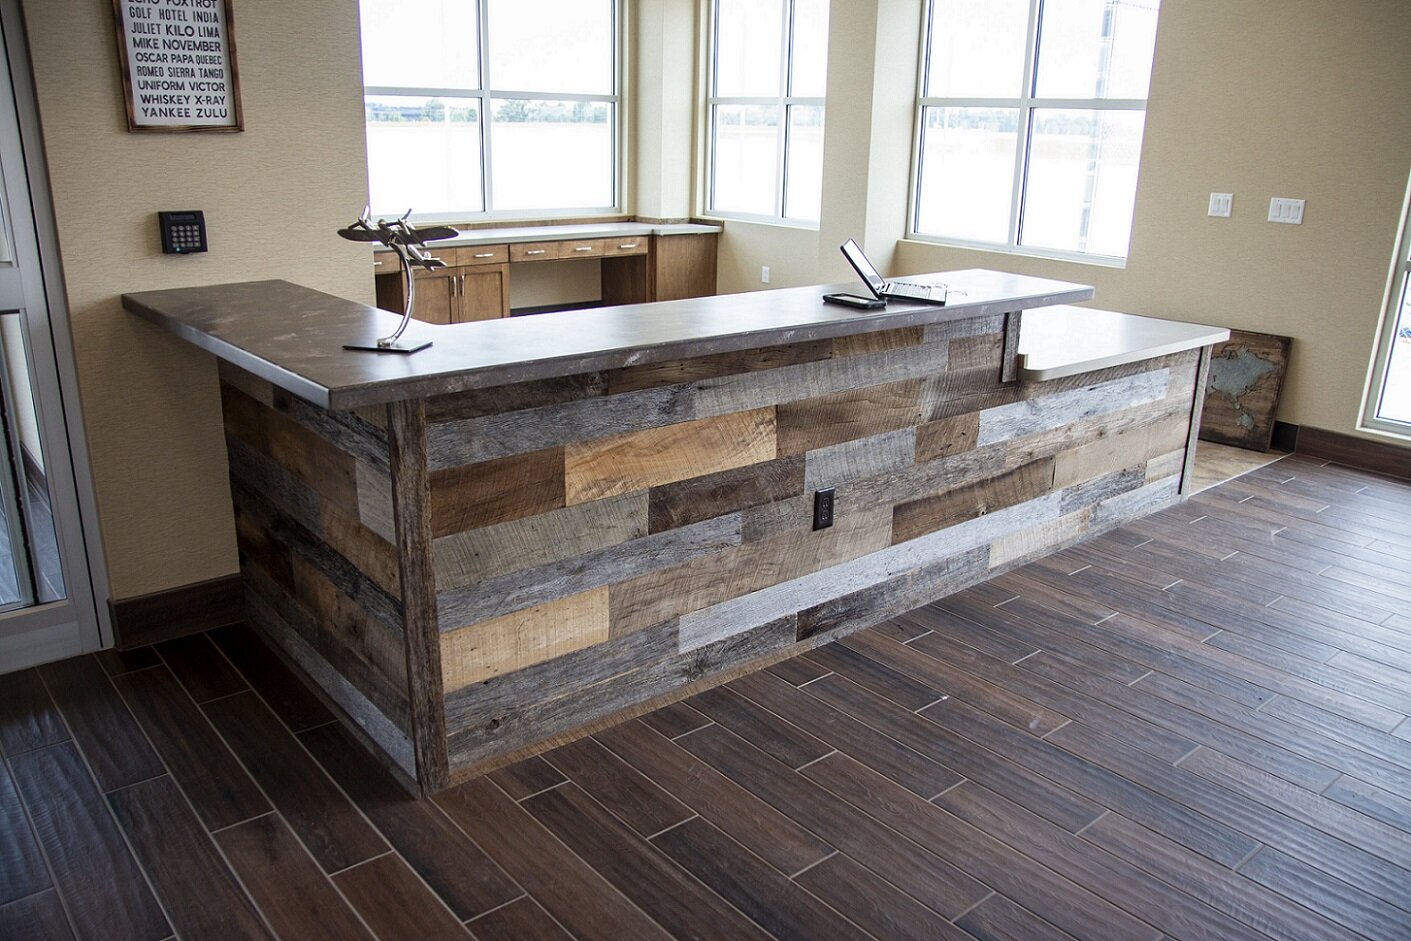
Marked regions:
[1018,305,1230,381]
[123,269,1094,410]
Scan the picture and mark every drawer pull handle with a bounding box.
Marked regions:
[473,252,495,258]
[525,249,547,256]
[574,246,594,252]
[618,243,638,249]
[373,260,384,267]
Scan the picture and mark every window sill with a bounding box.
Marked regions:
[700,213,819,232]
[899,237,1129,271]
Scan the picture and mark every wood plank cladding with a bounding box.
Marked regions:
[219,316,1211,792]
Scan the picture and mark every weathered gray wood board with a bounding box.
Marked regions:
[1199,330,1291,451]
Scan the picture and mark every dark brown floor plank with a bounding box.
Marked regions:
[465,897,568,941]
[333,851,475,941]
[523,782,774,941]
[763,653,833,687]
[203,691,387,873]
[799,751,1161,941]
[801,671,1107,833]
[208,624,334,732]
[107,776,270,941]
[936,780,1274,941]
[852,627,1198,763]
[676,723,997,921]
[726,668,964,799]
[1238,847,1411,940]
[845,628,1082,741]
[793,850,980,941]
[800,642,946,712]
[0,889,75,941]
[540,735,693,837]
[484,755,565,800]
[215,813,374,940]
[686,684,834,769]
[111,665,270,830]
[900,602,1042,664]
[637,700,712,739]
[155,633,249,703]
[37,657,165,793]
[594,718,834,875]
[917,696,1257,865]
[954,893,1078,941]
[651,816,874,941]
[92,646,161,678]
[435,777,673,941]
[1050,722,1411,910]
[8,744,168,941]
[0,757,48,906]
[301,721,521,920]
[1084,811,1374,941]
[0,670,67,757]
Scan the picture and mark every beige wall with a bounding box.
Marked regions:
[23,0,372,599]
[895,0,1411,442]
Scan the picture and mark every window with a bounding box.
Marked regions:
[1364,192,1411,434]
[912,0,1159,261]
[706,0,829,224]
[360,0,618,219]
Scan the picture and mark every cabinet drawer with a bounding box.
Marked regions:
[372,250,397,272]
[510,241,563,262]
[602,237,648,257]
[560,239,606,258]
[453,244,509,266]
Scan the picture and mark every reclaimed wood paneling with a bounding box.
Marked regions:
[440,588,611,693]
[429,446,566,537]
[564,407,777,505]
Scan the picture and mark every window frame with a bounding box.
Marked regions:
[907,0,1152,265]
[703,0,826,228]
[1360,179,1411,439]
[362,0,623,222]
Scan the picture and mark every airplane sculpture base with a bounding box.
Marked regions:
[342,339,433,355]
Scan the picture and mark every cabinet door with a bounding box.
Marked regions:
[411,269,458,325]
[456,264,510,322]
[652,234,718,302]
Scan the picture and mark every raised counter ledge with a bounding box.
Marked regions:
[123,269,1095,410]
[1019,305,1230,382]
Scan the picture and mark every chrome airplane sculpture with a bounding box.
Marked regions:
[337,207,459,354]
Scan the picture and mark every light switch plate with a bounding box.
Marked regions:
[1208,193,1233,218]
[1268,198,1305,225]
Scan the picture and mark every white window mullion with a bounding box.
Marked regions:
[1010,0,1043,250]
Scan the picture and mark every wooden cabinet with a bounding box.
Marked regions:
[375,230,718,323]
[375,246,510,324]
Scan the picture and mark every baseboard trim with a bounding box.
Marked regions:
[109,574,244,649]
[1283,422,1411,480]
[1270,420,1299,454]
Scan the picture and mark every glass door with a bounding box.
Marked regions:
[0,1,105,671]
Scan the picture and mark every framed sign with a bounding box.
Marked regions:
[111,0,244,132]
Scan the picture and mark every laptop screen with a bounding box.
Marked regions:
[840,239,887,297]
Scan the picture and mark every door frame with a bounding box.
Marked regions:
[0,0,112,666]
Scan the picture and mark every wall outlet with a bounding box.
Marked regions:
[813,488,835,530]
[1207,193,1233,218]
[761,265,771,284]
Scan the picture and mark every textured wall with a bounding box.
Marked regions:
[22,0,373,599]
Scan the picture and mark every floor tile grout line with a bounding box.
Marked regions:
[669,719,716,740]
[794,749,840,772]
[461,890,530,924]
[946,889,995,925]
[644,813,699,841]
[787,848,838,880]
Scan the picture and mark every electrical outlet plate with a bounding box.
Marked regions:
[761,265,771,284]
[813,488,835,530]
[1268,198,1305,225]
[1208,193,1233,218]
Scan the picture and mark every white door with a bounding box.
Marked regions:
[0,1,107,671]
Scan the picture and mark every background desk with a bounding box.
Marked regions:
[373,222,720,325]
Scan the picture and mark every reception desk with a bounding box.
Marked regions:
[124,273,1225,794]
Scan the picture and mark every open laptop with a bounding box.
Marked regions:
[840,238,948,305]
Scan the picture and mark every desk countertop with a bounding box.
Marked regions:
[123,270,1093,410]
[1018,306,1229,381]
[378,221,722,251]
